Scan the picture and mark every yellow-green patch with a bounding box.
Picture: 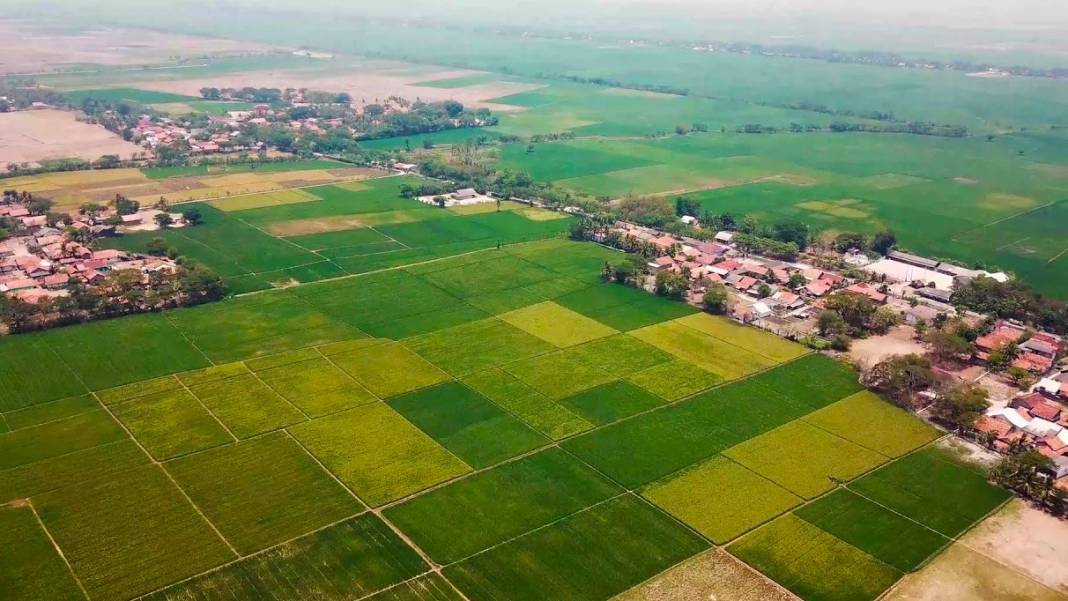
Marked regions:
[257,356,378,417]
[643,456,801,543]
[626,359,723,401]
[500,301,617,348]
[724,420,888,499]
[675,313,808,363]
[802,391,939,458]
[629,320,775,381]
[290,403,471,506]
[329,341,451,398]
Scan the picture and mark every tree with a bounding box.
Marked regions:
[654,270,688,300]
[113,194,139,216]
[154,213,174,229]
[861,307,894,334]
[0,294,39,332]
[27,197,53,216]
[674,124,690,136]
[825,292,876,333]
[932,383,989,431]
[181,207,203,226]
[1005,366,1035,388]
[179,263,226,304]
[871,229,897,255]
[865,354,935,405]
[818,310,848,337]
[675,197,701,218]
[703,284,729,314]
[927,330,974,363]
[618,195,676,228]
[992,451,1055,499]
[834,231,867,253]
[146,237,170,256]
[79,202,105,219]
[788,273,807,289]
[756,283,772,299]
[771,219,810,251]
[442,100,464,118]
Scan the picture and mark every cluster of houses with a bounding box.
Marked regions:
[978,378,1068,488]
[975,320,1064,374]
[608,222,893,323]
[416,187,494,207]
[0,202,180,306]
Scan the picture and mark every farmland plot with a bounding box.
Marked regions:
[795,489,950,572]
[500,301,618,348]
[254,355,378,417]
[0,409,127,470]
[35,466,234,601]
[189,373,307,438]
[289,403,471,506]
[643,456,801,543]
[728,514,901,601]
[848,448,1011,537]
[627,359,723,401]
[461,368,593,439]
[166,432,363,553]
[559,380,665,425]
[384,448,621,564]
[724,420,888,499]
[388,382,547,468]
[0,505,85,601]
[802,391,940,458]
[629,319,776,381]
[144,515,428,601]
[0,440,147,503]
[0,335,85,411]
[404,317,554,377]
[109,388,233,460]
[329,341,450,398]
[445,495,708,601]
[2,394,98,431]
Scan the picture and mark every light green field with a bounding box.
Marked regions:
[500,301,618,348]
[289,403,471,506]
[729,514,902,601]
[802,391,940,458]
[109,388,232,460]
[166,433,362,554]
[189,373,307,439]
[0,505,86,601]
[629,320,777,381]
[254,355,378,417]
[329,341,451,398]
[35,466,235,601]
[643,456,801,543]
[725,420,889,499]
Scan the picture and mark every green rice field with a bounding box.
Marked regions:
[0,235,1009,601]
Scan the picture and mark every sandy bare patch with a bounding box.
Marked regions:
[267,216,370,236]
[934,437,1000,469]
[883,544,1067,601]
[954,177,979,185]
[599,88,680,100]
[614,549,799,601]
[133,67,543,112]
[0,110,143,169]
[0,20,277,75]
[1028,163,1068,179]
[848,325,926,370]
[758,173,821,186]
[960,500,1068,594]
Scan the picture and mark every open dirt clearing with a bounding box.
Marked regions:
[614,549,799,601]
[0,20,276,75]
[959,500,1068,594]
[847,326,926,370]
[883,543,1067,601]
[0,110,143,169]
[132,67,543,112]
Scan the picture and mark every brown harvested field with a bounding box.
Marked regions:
[0,20,277,74]
[958,500,1068,594]
[132,68,543,112]
[1,165,387,213]
[0,110,143,169]
[883,543,1067,601]
[614,549,799,601]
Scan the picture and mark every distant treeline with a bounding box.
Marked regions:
[737,121,968,138]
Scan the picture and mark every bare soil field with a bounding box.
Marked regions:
[0,20,276,75]
[614,549,799,601]
[847,325,926,370]
[883,544,1067,601]
[959,500,1068,594]
[0,110,143,169]
[133,68,543,112]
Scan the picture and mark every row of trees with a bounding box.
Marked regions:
[952,275,1068,335]
[0,262,225,333]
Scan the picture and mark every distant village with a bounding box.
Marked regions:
[0,190,220,331]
